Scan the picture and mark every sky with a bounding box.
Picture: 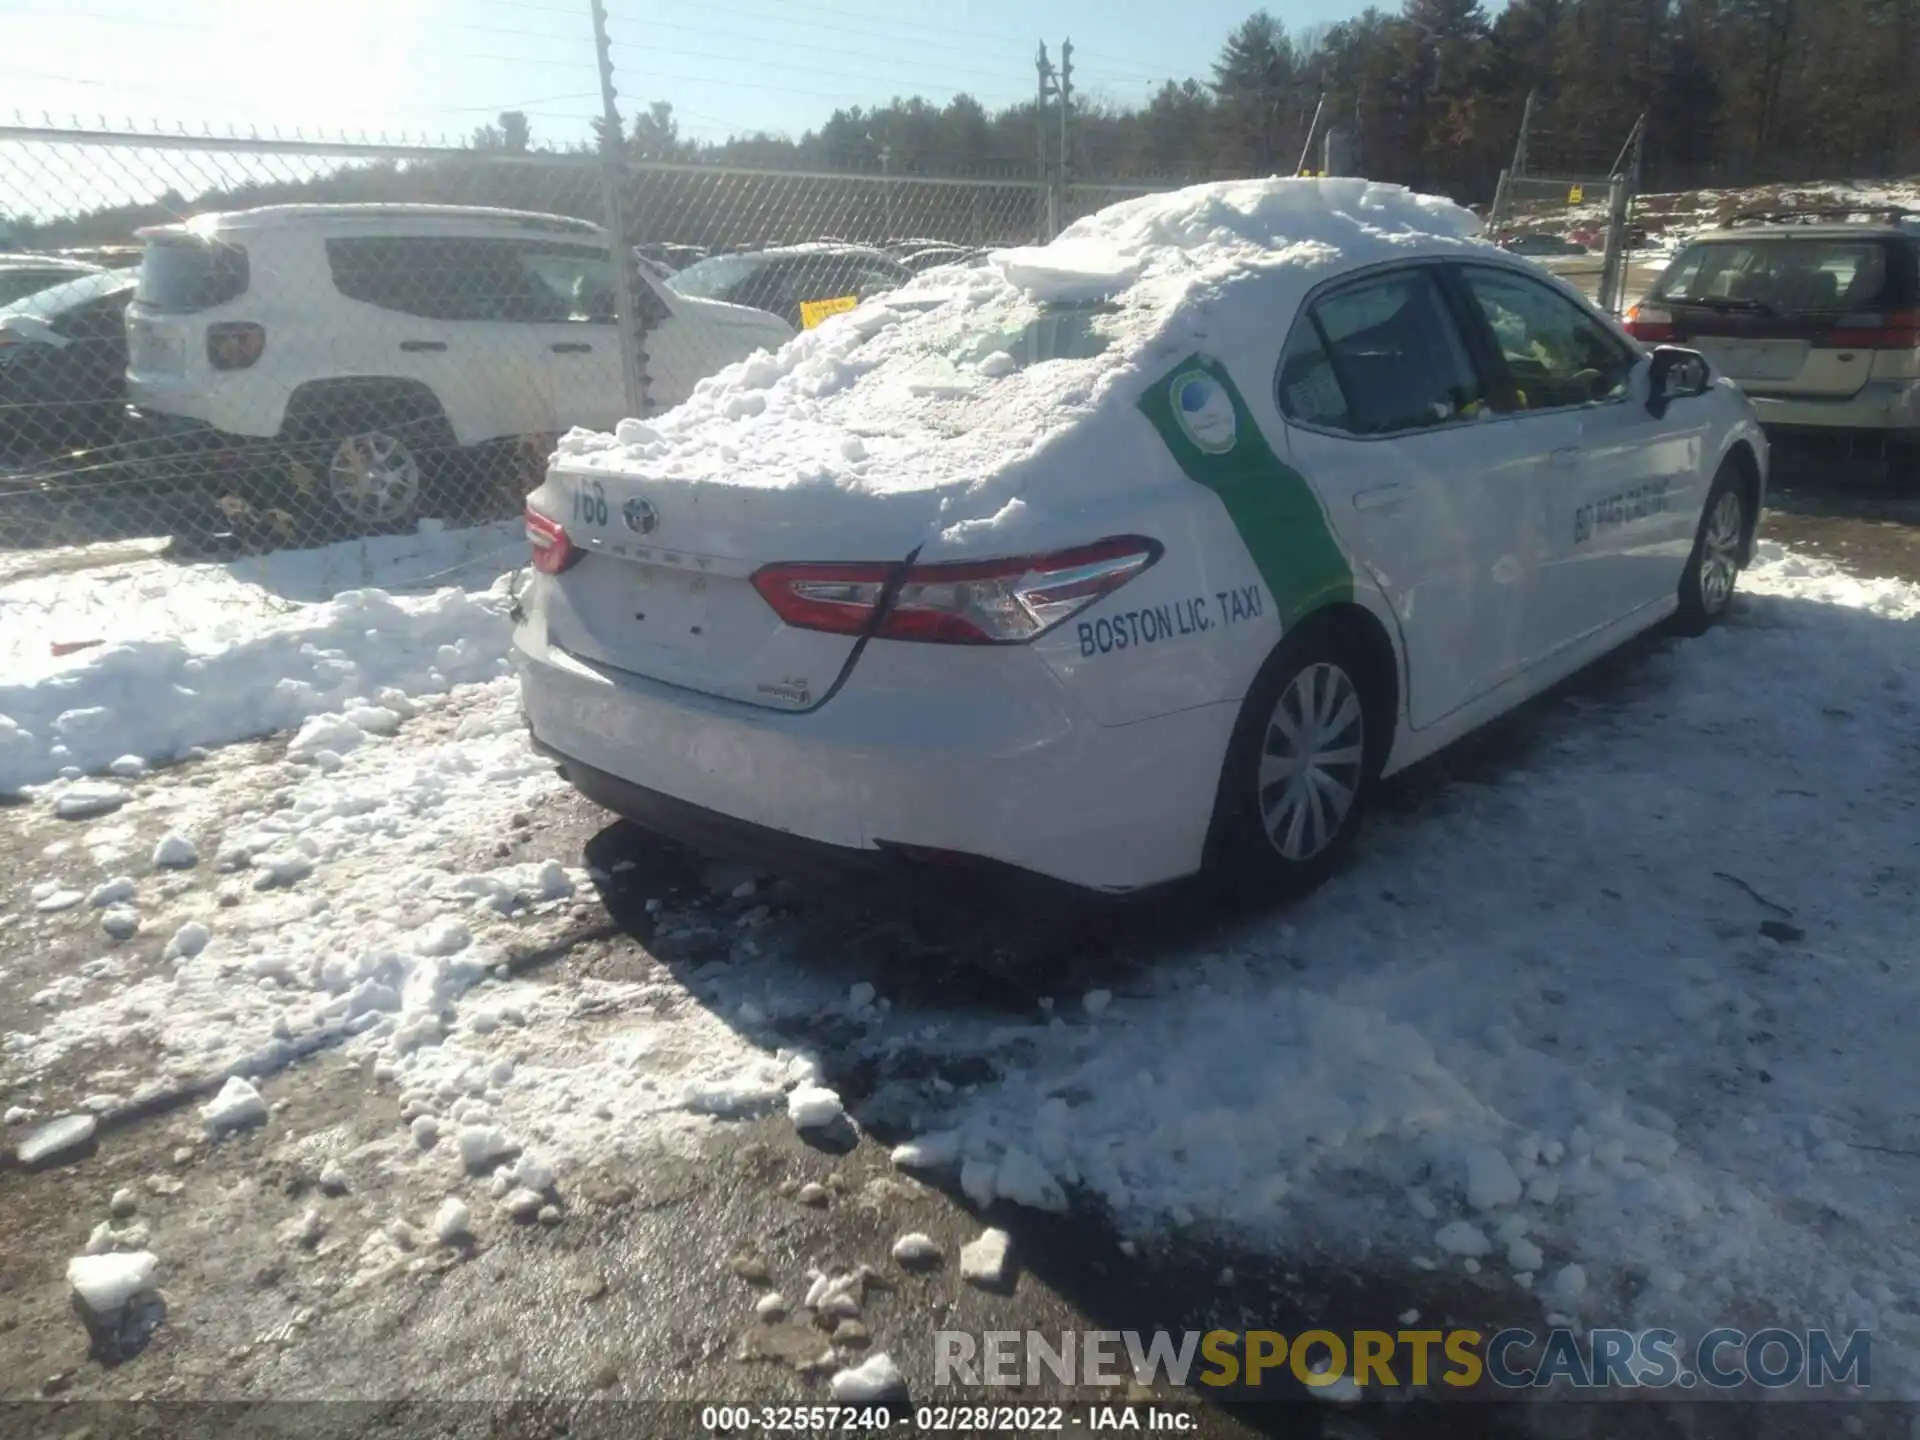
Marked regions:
[0,0,1377,151]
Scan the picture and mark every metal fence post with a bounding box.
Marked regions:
[589,0,649,420]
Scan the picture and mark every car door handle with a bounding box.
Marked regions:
[1353,484,1408,512]
[399,340,446,353]
[1548,446,1582,470]
[550,342,593,354]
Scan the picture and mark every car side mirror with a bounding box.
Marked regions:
[1646,345,1711,418]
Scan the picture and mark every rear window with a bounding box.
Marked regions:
[1653,238,1898,313]
[943,301,1117,370]
[136,237,249,313]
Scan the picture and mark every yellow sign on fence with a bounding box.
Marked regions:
[800,294,860,329]
[1568,184,1586,204]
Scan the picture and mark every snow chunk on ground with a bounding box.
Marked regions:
[960,1227,1013,1286]
[54,783,129,819]
[787,1084,845,1130]
[151,833,199,869]
[1545,1264,1587,1304]
[890,1232,942,1266]
[199,1077,266,1136]
[890,1132,960,1171]
[1507,1237,1545,1273]
[458,1125,516,1172]
[830,1352,906,1402]
[1463,1145,1522,1210]
[1434,1221,1491,1258]
[68,1251,157,1315]
[16,1113,96,1166]
[87,876,135,908]
[993,1147,1068,1212]
[433,1197,472,1243]
[163,921,210,961]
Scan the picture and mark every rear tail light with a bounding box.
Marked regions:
[1823,310,1920,350]
[525,505,581,575]
[206,321,265,370]
[1624,304,1678,343]
[752,536,1163,645]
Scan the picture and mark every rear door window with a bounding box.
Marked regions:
[328,237,578,322]
[1654,238,1895,313]
[1289,268,1487,435]
[136,238,249,313]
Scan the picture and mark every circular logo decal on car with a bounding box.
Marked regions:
[623,497,659,535]
[1171,370,1238,454]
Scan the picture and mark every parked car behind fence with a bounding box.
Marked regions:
[121,203,796,536]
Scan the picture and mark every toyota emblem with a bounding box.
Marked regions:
[623,497,659,535]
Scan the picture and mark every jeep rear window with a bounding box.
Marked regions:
[136,237,249,313]
[1653,238,1895,313]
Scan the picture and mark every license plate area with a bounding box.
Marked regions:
[1697,340,1805,382]
[624,563,712,655]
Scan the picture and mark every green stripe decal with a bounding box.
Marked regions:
[1138,352,1352,624]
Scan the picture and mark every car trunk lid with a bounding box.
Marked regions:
[530,465,940,711]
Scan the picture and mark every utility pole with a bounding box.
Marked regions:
[1058,40,1073,230]
[589,0,647,418]
[1036,44,1058,240]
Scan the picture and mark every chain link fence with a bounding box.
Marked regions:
[0,123,1094,583]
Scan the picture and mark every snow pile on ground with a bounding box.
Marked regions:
[550,178,1483,555]
[0,561,518,792]
[2,674,836,1212]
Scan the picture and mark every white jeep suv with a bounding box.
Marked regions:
[124,204,794,529]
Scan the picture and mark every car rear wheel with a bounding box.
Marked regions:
[1673,463,1749,636]
[1211,626,1387,894]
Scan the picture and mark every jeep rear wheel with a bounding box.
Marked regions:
[327,428,422,527]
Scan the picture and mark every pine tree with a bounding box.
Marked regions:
[1212,13,1302,174]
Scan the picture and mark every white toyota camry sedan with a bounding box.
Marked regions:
[513,178,1767,894]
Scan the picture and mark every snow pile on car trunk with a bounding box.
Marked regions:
[555,178,1483,555]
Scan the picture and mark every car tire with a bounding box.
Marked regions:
[1209,622,1389,896]
[319,424,427,532]
[271,394,457,540]
[1673,461,1750,637]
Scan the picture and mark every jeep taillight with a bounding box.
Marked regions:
[206,322,265,370]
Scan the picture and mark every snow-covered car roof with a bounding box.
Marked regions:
[558,178,1486,556]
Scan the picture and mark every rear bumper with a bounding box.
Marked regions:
[1744,379,1920,436]
[512,620,1237,893]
